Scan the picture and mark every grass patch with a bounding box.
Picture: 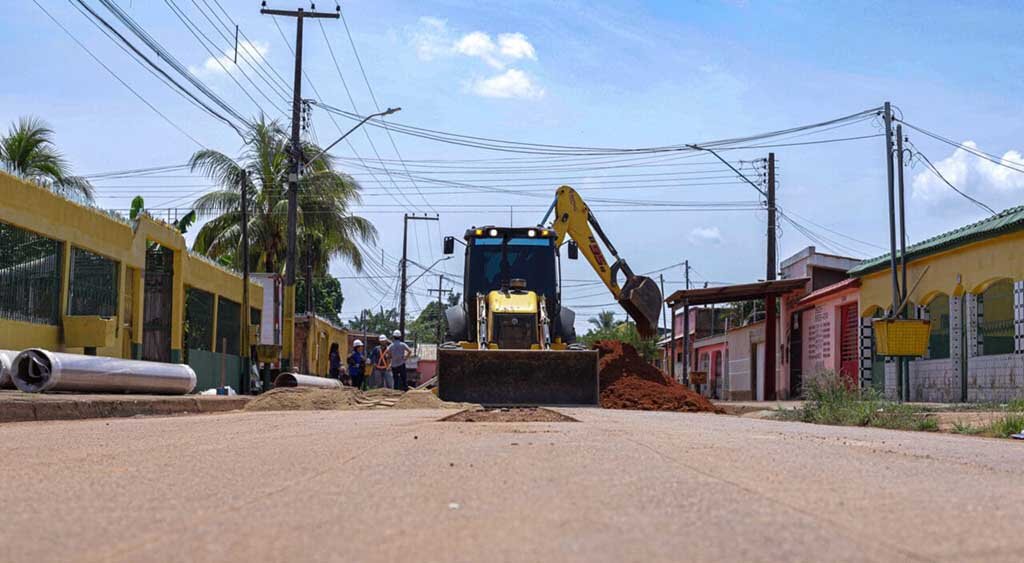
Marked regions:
[793,371,936,432]
[951,420,985,435]
[986,413,1024,438]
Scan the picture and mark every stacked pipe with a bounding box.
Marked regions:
[11,349,196,395]
[273,373,342,389]
[0,349,16,389]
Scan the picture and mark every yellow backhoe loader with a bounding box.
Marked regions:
[437,185,662,405]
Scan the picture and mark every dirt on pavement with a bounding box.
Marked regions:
[442,407,577,422]
[244,387,476,412]
[594,340,722,414]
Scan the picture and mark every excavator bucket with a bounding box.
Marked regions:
[618,274,663,338]
[438,349,599,405]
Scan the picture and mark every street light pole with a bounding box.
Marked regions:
[261,3,340,371]
[400,214,440,338]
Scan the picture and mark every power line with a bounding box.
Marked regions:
[897,120,1024,175]
[32,1,205,147]
[910,145,997,215]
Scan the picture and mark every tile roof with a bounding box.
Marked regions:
[848,206,1024,276]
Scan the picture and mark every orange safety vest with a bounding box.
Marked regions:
[375,346,391,370]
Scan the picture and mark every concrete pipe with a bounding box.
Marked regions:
[0,349,17,389]
[273,373,342,389]
[11,349,197,395]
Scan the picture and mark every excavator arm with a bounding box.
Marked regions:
[546,185,663,338]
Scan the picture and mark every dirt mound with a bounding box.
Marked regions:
[593,340,721,413]
[393,390,473,410]
[244,387,362,411]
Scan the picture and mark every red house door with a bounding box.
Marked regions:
[839,303,859,389]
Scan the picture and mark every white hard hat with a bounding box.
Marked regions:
[379,334,388,343]
[353,339,364,347]
[392,329,402,338]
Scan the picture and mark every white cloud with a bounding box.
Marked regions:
[468,68,544,99]
[410,16,450,61]
[497,32,537,61]
[911,141,1024,204]
[688,226,722,245]
[409,17,543,99]
[189,40,269,77]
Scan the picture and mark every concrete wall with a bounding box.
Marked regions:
[0,172,263,366]
[725,321,766,401]
[967,354,1024,403]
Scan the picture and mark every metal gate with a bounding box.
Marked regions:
[143,246,174,362]
[839,303,859,388]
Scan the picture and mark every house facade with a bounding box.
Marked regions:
[851,207,1024,403]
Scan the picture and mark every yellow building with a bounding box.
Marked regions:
[850,207,1024,402]
[0,172,263,392]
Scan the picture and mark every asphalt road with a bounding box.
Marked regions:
[2,408,1023,562]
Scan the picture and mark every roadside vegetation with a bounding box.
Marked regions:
[783,371,1024,438]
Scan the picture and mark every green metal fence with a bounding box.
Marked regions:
[67,247,119,317]
[185,287,214,351]
[216,297,241,355]
[0,221,62,324]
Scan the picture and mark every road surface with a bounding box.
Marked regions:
[2,408,1023,562]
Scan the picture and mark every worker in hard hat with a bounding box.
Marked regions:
[347,339,366,389]
[368,334,393,389]
[387,329,412,391]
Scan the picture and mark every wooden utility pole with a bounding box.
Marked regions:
[399,214,439,338]
[682,260,690,385]
[764,153,778,400]
[260,4,339,371]
[428,275,453,344]
[240,169,250,393]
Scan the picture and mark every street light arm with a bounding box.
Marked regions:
[304,107,400,172]
[407,256,452,288]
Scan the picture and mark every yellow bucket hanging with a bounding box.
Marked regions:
[874,319,931,356]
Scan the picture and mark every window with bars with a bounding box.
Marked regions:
[980,281,1014,356]
[68,247,119,317]
[926,294,951,359]
[185,288,215,351]
[0,221,63,325]
[216,297,241,355]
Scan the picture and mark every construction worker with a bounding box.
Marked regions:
[347,339,366,389]
[368,335,393,389]
[387,329,412,391]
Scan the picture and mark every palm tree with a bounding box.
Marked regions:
[188,117,376,275]
[0,117,94,201]
[588,310,621,331]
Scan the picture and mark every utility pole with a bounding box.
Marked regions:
[399,213,440,338]
[883,101,902,401]
[428,275,453,344]
[260,3,339,371]
[659,273,667,333]
[240,169,250,394]
[765,152,778,400]
[896,123,909,402]
[682,260,690,385]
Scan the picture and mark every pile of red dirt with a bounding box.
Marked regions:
[593,340,721,413]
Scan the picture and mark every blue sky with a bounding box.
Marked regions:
[4,1,1023,332]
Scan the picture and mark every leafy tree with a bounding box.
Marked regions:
[348,308,399,337]
[580,310,658,361]
[588,310,621,331]
[187,117,375,275]
[0,117,93,201]
[408,292,461,343]
[296,275,345,325]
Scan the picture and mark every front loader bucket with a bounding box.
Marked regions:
[438,349,599,405]
[619,275,663,338]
